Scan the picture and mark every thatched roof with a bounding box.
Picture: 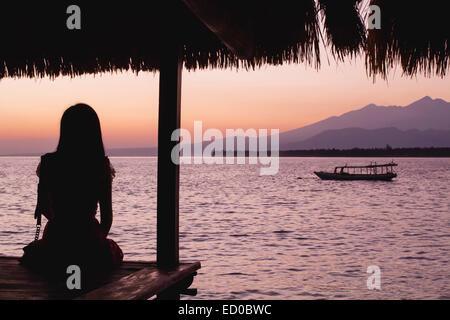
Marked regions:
[0,2,227,79]
[2,1,448,80]
[366,0,450,78]
[0,1,368,80]
[318,0,366,60]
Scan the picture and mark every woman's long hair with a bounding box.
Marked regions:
[56,104,106,159]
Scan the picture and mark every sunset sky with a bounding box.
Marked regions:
[1,51,450,155]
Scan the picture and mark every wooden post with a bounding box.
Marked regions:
[157,40,182,269]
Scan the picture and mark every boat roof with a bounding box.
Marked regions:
[335,162,398,169]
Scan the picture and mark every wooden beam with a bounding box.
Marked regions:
[77,262,200,300]
[182,0,255,58]
[157,40,182,269]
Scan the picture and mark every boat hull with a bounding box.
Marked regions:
[314,171,397,181]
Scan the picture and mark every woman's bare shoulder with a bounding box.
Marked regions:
[36,152,57,177]
[104,156,116,180]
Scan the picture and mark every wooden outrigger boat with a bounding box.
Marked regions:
[314,162,398,181]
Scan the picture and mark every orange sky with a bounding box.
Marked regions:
[1,53,450,154]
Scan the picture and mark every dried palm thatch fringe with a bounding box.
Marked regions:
[366,0,450,79]
[317,0,366,60]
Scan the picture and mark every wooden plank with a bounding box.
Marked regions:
[157,37,182,269]
[0,257,200,300]
[77,262,200,300]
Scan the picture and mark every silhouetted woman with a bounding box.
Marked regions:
[20,104,123,276]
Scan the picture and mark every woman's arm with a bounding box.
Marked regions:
[99,169,113,238]
[35,161,54,220]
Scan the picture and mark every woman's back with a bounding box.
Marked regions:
[38,152,112,224]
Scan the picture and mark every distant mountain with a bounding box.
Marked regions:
[284,127,450,150]
[108,97,450,153]
[279,96,450,150]
[4,96,450,156]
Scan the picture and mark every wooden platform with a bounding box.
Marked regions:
[0,256,200,300]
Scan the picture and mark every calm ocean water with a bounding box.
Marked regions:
[0,157,449,299]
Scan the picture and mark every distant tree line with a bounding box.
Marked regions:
[211,147,450,157]
[279,147,450,157]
